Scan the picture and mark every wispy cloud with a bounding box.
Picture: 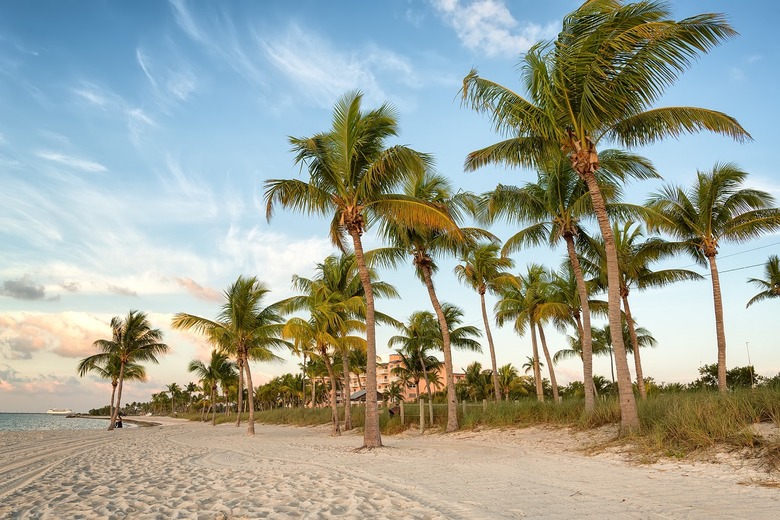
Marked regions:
[0,313,107,360]
[136,47,198,104]
[169,0,266,88]
[431,0,558,57]
[35,150,107,173]
[175,277,222,302]
[261,24,420,108]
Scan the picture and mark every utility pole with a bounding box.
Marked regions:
[746,341,755,389]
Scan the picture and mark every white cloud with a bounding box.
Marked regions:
[431,0,558,58]
[35,150,107,173]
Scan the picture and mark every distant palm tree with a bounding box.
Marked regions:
[188,350,236,425]
[496,364,520,401]
[580,221,702,399]
[383,380,405,405]
[454,242,515,401]
[172,276,287,435]
[461,0,750,431]
[389,311,444,427]
[77,355,146,420]
[166,382,181,415]
[747,255,780,308]
[265,91,456,448]
[88,310,169,430]
[647,164,780,391]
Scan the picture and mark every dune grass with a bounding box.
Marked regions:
[207,387,780,465]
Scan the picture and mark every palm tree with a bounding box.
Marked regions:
[496,364,520,401]
[461,0,750,431]
[282,253,397,433]
[373,169,479,432]
[477,153,650,409]
[462,361,493,402]
[647,164,780,391]
[580,221,703,398]
[172,276,287,435]
[188,350,236,425]
[166,382,181,415]
[88,310,169,430]
[77,355,146,420]
[389,310,444,427]
[454,242,515,401]
[184,382,199,412]
[383,380,405,405]
[747,255,780,308]
[265,91,457,447]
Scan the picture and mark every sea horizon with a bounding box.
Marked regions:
[0,412,112,432]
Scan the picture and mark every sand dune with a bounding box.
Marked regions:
[1,417,778,519]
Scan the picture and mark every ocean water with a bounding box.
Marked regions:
[0,413,112,431]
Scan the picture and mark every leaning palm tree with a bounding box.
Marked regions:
[265,91,457,447]
[172,276,287,435]
[77,355,146,420]
[373,170,482,432]
[461,0,750,431]
[747,255,780,308]
[188,350,236,425]
[454,242,515,401]
[647,164,780,392]
[580,221,703,398]
[88,310,169,430]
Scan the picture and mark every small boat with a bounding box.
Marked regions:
[46,408,73,415]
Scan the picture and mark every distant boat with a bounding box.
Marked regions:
[46,408,73,415]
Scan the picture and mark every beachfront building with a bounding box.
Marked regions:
[348,353,465,403]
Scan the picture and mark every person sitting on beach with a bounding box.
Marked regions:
[115,416,123,428]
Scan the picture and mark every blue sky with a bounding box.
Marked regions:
[1,1,778,413]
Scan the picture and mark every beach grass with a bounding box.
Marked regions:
[225,387,780,464]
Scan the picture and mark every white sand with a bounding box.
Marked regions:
[1,418,778,519]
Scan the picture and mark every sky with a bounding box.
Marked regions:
[1,0,779,413]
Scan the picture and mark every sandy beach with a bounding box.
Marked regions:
[1,418,778,519]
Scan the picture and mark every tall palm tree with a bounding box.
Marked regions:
[188,350,236,425]
[454,242,515,401]
[747,255,780,308]
[265,91,457,447]
[88,311,169,430]
[373,169,480,432]
[172,276,287,435]
[580,221,703,398]
[461,0,750,431]
[647,164,780,391]
[77,355,146,420]
[477,153,650,409]
[166,382,181,415]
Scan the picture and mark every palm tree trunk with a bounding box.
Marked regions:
[108,363,126,431]
[622,294,647,400]
[420,265,458,432]
[530,321,544,402]
[579,168,639,432]
[301,352,308,408]
[565,235,596,410]
[708,254,728,392]
[110,382,117,420]
[349,230,381,447]
[419,353,434,426]
[211,386,217,425]
[244,353,257,434]
[537,326,559,403]
[480,291,502,401]
[235,355,244,428]
[341,350,353,431]
[323,350,341,436]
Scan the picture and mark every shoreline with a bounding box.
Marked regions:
[1,418,778,518]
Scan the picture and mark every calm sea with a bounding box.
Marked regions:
[0,413,113,431]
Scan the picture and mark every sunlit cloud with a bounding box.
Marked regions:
[431,0,558,57]
[107,284,138,297]
[175,277,222,302]
[35,150,108,173]
[0,312,109,360]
